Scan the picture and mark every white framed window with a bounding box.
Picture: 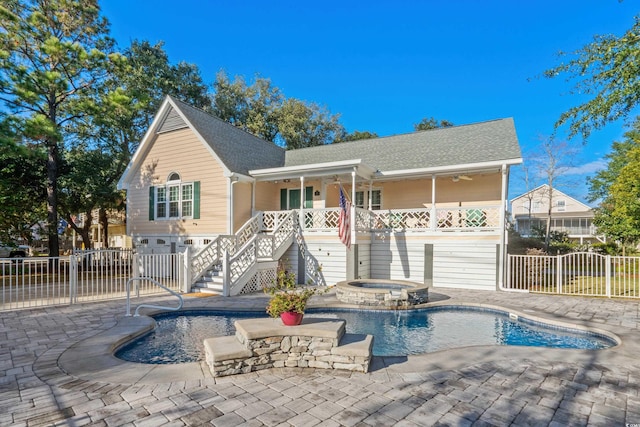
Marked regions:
[556,200,566,211]
[150,172,200,220]
[355,189,382,210]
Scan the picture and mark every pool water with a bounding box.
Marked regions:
[115,307,616,364]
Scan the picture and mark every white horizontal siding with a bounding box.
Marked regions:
[303,241,347,286]
[356,244,370,279]
[433,243,497,290]
[370,240,425,283]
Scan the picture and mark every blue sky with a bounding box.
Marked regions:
[102,0,638,203]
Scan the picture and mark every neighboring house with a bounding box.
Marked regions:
[70,209,130,250]
[118,96,522,295]
[510,184,605,244]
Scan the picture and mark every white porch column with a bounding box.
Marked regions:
[299,176,305,226]
[498,164,508,290]
[351,170,356,243]
[431,174,437,231]
[368,180,373,210]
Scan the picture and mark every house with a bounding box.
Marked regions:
[118,96,522,295]
[510,184,605,244]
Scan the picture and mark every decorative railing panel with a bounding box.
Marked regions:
[261,211,292,232]
[228,238,257,283]
[257,235,274,258]
[235,216,260,247]
[354,208,374,231]
[273,211,295,247]
[372,208,431,230]
[435,206,500,230]
[302,208,340,231]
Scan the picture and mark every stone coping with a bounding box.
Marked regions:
[56,295,628,385]
[332,333,373,357]
[235,316,345,341]
[204,336,251,362]
[335,278,430,294]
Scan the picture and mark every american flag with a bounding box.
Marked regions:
[338,185,351,249]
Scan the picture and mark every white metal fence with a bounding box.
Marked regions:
[0,249,186,310]
[507,252,640,298]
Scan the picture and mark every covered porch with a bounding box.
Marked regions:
[245,158,509,237]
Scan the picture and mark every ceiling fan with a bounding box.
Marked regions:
[452,175,472,182]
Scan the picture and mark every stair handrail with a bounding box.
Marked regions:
[190,237,223,283]
[224,235,258,295]
[190,213,264,284]
[235,214,261,247]
[270,210,296,255]
[125,277,184,317]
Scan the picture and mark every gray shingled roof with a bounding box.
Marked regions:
[284,118,521,171]
[170,96,285,175]
[171,96,520,174]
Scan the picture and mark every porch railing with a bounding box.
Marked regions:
[506,252,640,298]
[295,206,501,232]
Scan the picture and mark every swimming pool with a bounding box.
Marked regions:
[115,306,617,364]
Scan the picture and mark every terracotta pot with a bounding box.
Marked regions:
[280,311,304,326]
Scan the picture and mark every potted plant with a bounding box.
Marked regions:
[265,266,324,326]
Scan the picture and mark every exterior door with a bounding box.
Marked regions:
[289,189,301,209]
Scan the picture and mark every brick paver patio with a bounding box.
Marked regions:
[1,288,639,426]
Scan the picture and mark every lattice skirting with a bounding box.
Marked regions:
[240,267,277,294]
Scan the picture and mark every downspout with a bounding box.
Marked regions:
[228,175,239,234]
[227,176,233,234]
[251,180,256,216]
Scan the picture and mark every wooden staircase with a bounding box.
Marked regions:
[189,211,297,295]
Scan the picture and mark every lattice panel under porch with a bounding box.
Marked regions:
[239,267,277,294]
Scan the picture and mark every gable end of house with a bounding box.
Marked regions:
[157,107,189,134]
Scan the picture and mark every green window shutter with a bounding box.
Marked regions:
[193,181,200,219]
[304,186,313,208]
[280,188,287,210]
[149,186,155,220]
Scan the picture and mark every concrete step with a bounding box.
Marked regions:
[191,280,223,294]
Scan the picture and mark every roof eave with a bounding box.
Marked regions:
[117,97,175,189]
[250,159,377,181]
[376,158,523,179]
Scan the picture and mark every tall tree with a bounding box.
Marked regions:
[277,98,343,149]
[66,40,211,248]
[545,16,640,140]
[0,116,47,244]
[212,72,344,149]
[588,119,640,249]
[0,0,122,256]
[334,130,378,143]
[414,117,454,131]
[213,72,281,142]
[528,137,578,250]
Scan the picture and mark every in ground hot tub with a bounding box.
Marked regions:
[335,279,429,307]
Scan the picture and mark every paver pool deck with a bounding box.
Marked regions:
[2,288,640,426]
